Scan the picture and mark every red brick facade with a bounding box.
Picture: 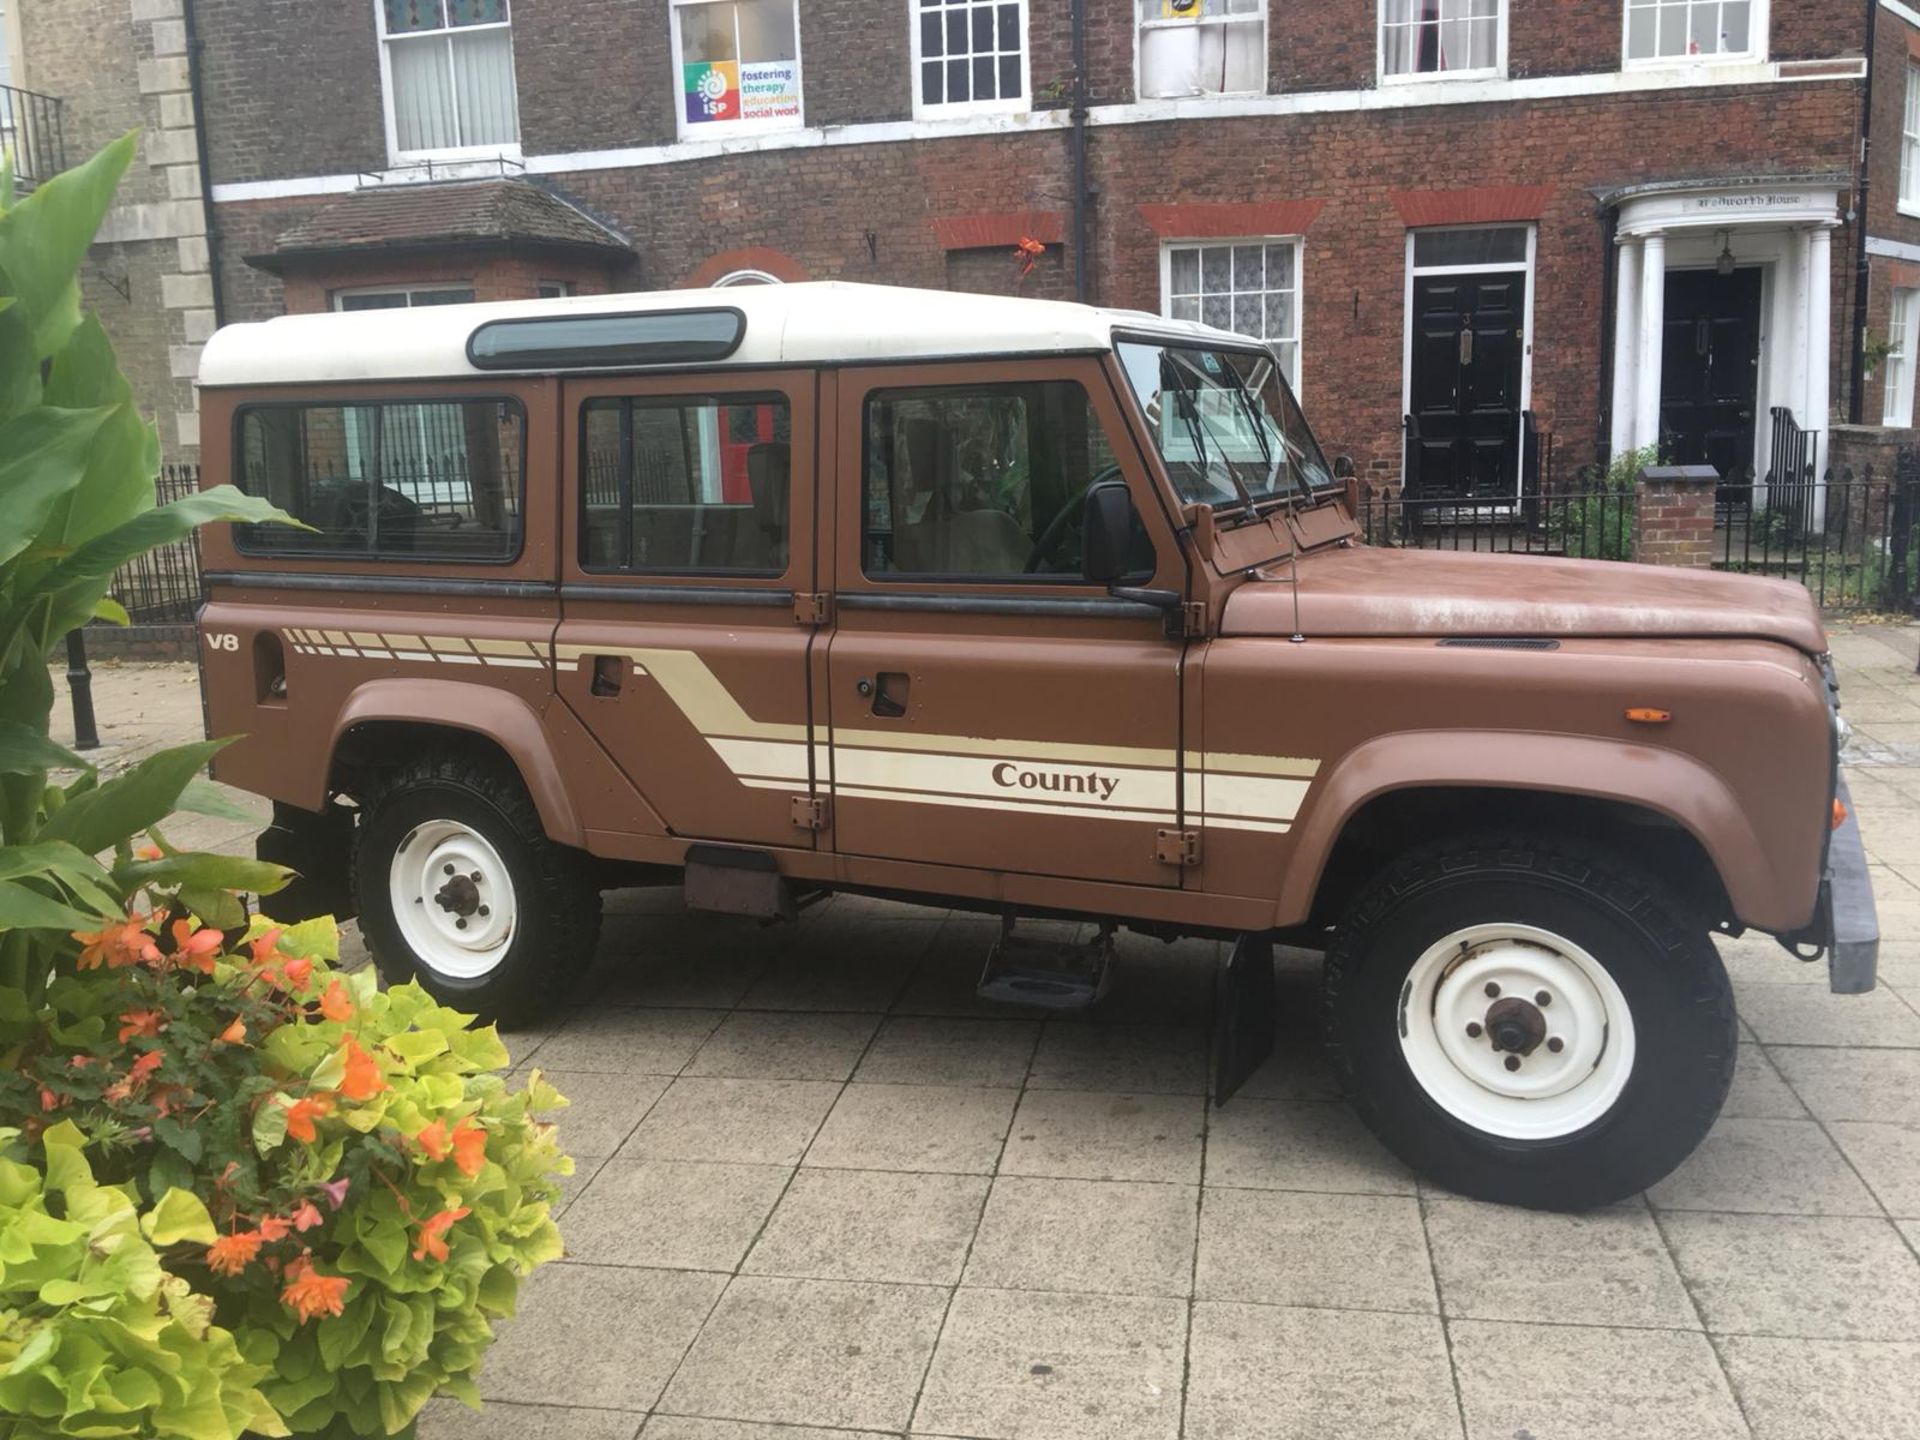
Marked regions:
[196,1,1881,480]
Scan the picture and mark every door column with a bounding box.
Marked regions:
[1611,238,1642,457]
[1633,233,1667,453]
[1805,225,1833,512]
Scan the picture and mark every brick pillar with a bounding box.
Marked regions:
[1633,465,1720,568]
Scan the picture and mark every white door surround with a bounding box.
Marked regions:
[1607,179,1844,503]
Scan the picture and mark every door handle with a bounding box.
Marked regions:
[589,655,624,697]
[864,672,909,719]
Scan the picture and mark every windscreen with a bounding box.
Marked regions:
[1116,340,1334,509]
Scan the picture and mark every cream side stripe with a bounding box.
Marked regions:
[1185,749,1321,778]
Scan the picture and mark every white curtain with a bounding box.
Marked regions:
[451,28,518,145]
[1381,0,1421,75]
[390,38,456,152]
[1384,0,1494,76]
[1140,3,1262,98]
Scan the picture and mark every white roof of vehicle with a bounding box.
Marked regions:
[196,281,1252,388]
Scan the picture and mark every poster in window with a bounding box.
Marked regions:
[739,59,800,121]
[684,60,742,124]
[1160,0,1202,17]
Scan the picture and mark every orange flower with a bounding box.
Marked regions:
[281,1090,335,1144]
[73,915,157,971]
[413,1119,450,1163]
[169,919,224,974]
[337,1038,385,1101]
[281,1263,350,1323]
[318,977,354,1022]
[118,1008,167,1043]
[450,1118,487,1178]
[39,1087,61,1112]
[215,1016,247,1046]
[412,1206,470,1264]
[135,843,163,861]
[289,1200,324,1233]
[256,1215,291,1242]
[249,929,284,968]
[128,1050,164,1085]
[206,1230,263,1276]
[280,956,314,993]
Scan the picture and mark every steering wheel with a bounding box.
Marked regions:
[1025,464,1124,574]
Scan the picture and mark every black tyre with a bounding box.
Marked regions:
[1322,831,1735,1211]
[352,752,601,1026]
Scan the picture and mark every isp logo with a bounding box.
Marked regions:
[684,62,740,124]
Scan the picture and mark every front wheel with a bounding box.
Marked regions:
[352,753,601,1026]
[1322,833,1735,1211]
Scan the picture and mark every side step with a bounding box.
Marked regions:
[977,921,1115,1011]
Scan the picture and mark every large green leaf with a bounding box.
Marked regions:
[0,840,121,914]
[41,316,163,551]
[31,485,302,605]
[0,404,115,568]
[177,777,258,823]
[0,878,97,932]
[0,132,136,360]
[113,851,291,898]
[0,720,89,775]
[37,739,230,858]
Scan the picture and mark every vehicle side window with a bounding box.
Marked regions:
[234,399,524,561]
[581,394,791,574]
[862,380,1120,580]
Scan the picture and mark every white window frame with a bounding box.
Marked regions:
[331,283,477,311]
[1400,223,1537,497]
[1885,287,1919,428]
[1157,236,1304,390]
[1378,0,1507,86]
[909,0,1031,120]
[374,0,522,166]
[1621,0,1768,71]
[1902,64,1920,219]
[1134,1,1268,102]
[668,0,805,141]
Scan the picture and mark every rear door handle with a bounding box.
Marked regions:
[864,671,909,719]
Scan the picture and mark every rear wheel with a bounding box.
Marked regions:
[1322,832,1734,1210]
[353,753,600,1026]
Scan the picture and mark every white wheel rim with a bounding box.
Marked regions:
[1397,923,1636,1141]
[388,819,517,980]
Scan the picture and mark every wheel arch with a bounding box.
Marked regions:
[324,679,585,848]
[1282,730,1794,934]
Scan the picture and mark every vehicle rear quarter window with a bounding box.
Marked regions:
[580,394,791,574]
[862,380,1118,580]
[233,399,525,562]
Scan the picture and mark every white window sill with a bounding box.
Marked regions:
[1621,53,1765,73]
[384,145,526,172]
[911,100,1033,123]
[1378,67,1504,86]
[675,117,807,143]
[1899,199,1920,220]
[1138,87,1268,103]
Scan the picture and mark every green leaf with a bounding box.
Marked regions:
[113,850,290,898]
[0,719,90,774]
[141,1186,217,1246]
[253,1096,289,1155]
[36,738,230,857]
[41,315,160,553]
[93,595,130,626]
[176,777,258,823]
[0,878,97,931]
[178,882,245,930]
[0,404,115,568]
[0,132,136,359]
[150,1115,205,1165]
[33,486,304,606]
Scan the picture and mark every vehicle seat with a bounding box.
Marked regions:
[741,441,790,570]
[894,417,1030,576]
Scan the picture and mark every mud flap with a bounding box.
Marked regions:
[256,800,357,922]
[1212,934,1276,1106]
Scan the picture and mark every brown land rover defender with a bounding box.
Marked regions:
[194,283,1877,1210]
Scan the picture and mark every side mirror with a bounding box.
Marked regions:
[1082,478,1143,586]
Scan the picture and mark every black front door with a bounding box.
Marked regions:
[1408,271,1527,500]
[1659,267,1762,489]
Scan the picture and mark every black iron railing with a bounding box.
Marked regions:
[110,466,205,626]
[1766,406,1819,536]
[1714,461,1919,612]
[1,83,66,190]
[1357,486,1635,561]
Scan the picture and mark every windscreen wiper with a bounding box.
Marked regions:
[1165,351,1259,518]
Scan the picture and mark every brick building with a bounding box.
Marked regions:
[17,2,1920,499]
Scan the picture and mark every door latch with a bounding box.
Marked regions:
[793,592,832,627]
[790,795,831,831]
[1155,829,1201,867]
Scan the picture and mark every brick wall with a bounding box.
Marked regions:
[1867,6,1920,251]
[1633,468,1717,568]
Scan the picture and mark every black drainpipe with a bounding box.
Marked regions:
[181,0,226,328]
[1069,0,1091,303]
[1848,0,1877,424]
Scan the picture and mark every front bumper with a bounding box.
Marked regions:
[1824,775,1880,994]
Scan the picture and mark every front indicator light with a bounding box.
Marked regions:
[1833,798,1850,832]
[1625,707,1672,725]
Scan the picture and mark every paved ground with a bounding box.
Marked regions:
[49,625,1920,1440]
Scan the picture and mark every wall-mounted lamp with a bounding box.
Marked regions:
[1716,231,1737,277]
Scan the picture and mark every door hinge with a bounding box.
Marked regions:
[793,592,832,626]
[791,794,831,831]
[1155,828,1201,867]
[1181,602,1209,639]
